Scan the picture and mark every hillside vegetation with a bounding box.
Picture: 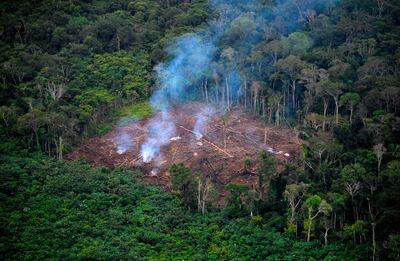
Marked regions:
[1,0,400,260]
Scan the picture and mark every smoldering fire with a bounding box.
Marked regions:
[141,111,176,163]
[116,0,338,163]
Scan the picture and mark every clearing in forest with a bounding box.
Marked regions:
[67,102,301,203]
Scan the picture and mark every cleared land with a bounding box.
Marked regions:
[67,102,301,202]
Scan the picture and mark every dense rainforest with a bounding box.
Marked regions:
[1,0,400,260]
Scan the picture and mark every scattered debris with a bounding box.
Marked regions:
[117,149,126,154]
[66,102,301,206]
[150,168,159,176]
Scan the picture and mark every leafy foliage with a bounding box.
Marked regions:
[1,0,400,259]
[0,145,364,260]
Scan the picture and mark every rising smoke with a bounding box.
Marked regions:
[116,131,133,154]
[140,35,216,162]
[193,105,216,140]
[139,0,338,163]
[141,111,176,162]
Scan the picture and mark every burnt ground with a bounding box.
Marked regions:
[66,102,301,205]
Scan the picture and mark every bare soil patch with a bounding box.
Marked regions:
[67,102,301,204]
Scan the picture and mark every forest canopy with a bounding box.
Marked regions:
[1,0,400,260]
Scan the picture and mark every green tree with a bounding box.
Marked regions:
[170,163,195,208]
[285,32,313,55]
[340,92,361,123]
[17,109,48,149]
[226,183,250,216]
[284,182,310,236]
[80,51,151,102]
[340,163,366,220]
[275,55,308,110]
[195,173,217,215]
[0,106,17,127]
[303,195,332,242]
[323,79,343,125]
[344,220,368,245]
[257,150,277,199]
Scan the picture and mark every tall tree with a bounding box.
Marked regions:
[340,92,361,123]
[284,182,310,236]
[257,150,277,199]
[303,195,332,242]
[275,55,307,110]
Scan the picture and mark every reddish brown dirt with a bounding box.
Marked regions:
[66,102,301,204]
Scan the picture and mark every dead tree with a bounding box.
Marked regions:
[197,176,213,215]
[373,143,386,174]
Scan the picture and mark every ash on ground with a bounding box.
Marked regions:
[67,102,301,205]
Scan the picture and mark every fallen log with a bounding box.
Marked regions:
[179,125,232,157]
[177,125,234,158]
[129,155,142,165]
[202,157,223,185]
[116,158,129,167]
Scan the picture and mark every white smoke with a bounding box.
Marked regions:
[139,34,215,163]
[141,111,176,163]
[193,106,216,140]
[137,0,338,163]
[116,132,133,154]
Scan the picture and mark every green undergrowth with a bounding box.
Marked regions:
[93,102,154,136]
[0,143,366,260]
[117,102,154,120]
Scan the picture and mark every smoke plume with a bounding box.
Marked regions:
[139,0,338,162]
[116,131,133,154]
[193,105,216,140]
[141,111,176,163]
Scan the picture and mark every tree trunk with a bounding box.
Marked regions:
[292,80,296,110]
[225,76,230,108]
[268,109,272,124]
[290,206,298,238]
[371,222,376,261]
[276,102,280,126]
[3,113,10,126]
[204,78,208,103]
[323,97,328,131]
[368,198,377,261]
[59,136,63,160]
[350,106,353,123]
[376,0,386,17]
[222,82,225,105]
[244,77,247,109]
[324,228,329,246]
[34,130,40,149]
[116,35,121,50]
[262,98,266,117]
[283,90,286,119]
[334,97,339,125]
[307,219,312,242]
[253,90,258,113]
